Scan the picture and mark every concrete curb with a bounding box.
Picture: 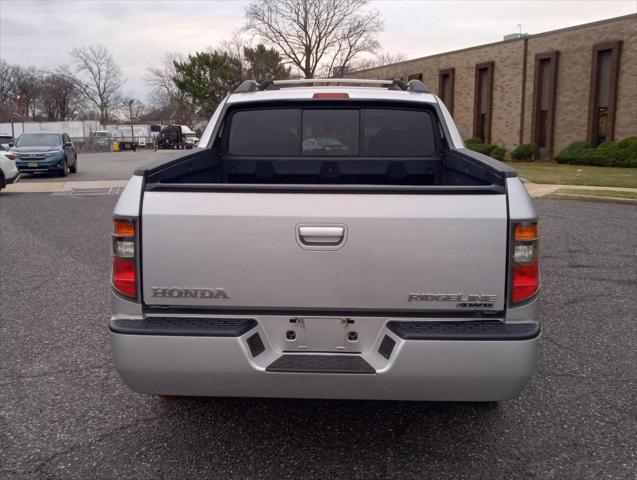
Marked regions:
[545,193,637,205]
[3,180,128,194]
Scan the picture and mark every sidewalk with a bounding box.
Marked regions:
[521,180,637,203]
[521,181,637,197]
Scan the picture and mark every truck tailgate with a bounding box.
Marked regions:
[141,191,508,311]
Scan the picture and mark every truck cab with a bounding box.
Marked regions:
[157,125,199,150]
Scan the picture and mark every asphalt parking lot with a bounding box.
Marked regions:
[15,149,178,182]
[1,155,636,479]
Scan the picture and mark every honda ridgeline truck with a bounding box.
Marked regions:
[110,79,540,402]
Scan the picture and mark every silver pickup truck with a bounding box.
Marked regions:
[110,79,540,402]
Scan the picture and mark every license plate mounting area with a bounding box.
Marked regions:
[285,317,359,353]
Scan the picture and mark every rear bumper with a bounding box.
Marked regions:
[3,170,20,185]
[7,171,20,184]
[16,156,63,172]
[110,317,539,401]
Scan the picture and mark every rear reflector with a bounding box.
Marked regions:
[512,259,539,303]
[112,256,137,297]
[313,92,349,99]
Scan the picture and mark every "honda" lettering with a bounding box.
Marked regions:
[151,287,230,299]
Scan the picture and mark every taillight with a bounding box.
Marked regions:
[5,153,16,160]
[112,218,137,298]
[510,222,540,304]
[312,92,349,99]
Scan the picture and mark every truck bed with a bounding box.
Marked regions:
[137,147,515,193]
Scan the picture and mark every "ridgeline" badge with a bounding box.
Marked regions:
[408,292,497,309]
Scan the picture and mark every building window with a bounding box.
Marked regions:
[588,41,622,146]
[531,52,558,160]
[473,62,494,143]
[438,68,455,115]
[408,73,423,81]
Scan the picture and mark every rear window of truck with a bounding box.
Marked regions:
[227,108,436,157]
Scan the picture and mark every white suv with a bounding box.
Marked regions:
[0,146,20,191]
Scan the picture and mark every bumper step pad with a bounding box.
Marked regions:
[110,317,257,337]
[387,320,539,341]
[266,354,375,374]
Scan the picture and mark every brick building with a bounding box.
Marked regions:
[352,14,637,159]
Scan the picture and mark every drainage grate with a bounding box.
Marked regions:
[71,187,111,196]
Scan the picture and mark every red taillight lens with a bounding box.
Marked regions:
[5,153,16,160]
[510,222,540,304]
[512,258,539,303]
[112,256,137,297]
[112,218,137,299]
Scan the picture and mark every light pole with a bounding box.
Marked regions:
[10,94,22,139]
[128,100,135,144]
[9,99,13,139]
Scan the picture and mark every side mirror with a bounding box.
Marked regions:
[64,141,72,147]
[8,142,14,148]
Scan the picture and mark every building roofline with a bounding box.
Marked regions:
[352,13,637,74]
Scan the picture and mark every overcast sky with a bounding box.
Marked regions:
[1,0,635,101]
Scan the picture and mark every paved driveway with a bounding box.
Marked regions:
[14,150,178,182]
[0,194,635,479]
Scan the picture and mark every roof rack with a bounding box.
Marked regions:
[234,78,431,94]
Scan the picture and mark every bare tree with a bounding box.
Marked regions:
[1,60,87,122]
[350,51,407,72]
[145,53,197,124]
[10,65,42,119]
[0,60,16,122]
[0,59,13,104]
[39,73,84,120]
[245,0,382,78]
[219,30,249,73]
[63,45,124,123]
[145,52,184,103]
[0,62,42,121]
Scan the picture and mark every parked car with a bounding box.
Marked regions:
[110,78,540,402]
[0,145,20,191]
[12,132,78,176]
[157,125,199,149]
[0,134,15,151]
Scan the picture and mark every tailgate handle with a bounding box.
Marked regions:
[298,226,345,245]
